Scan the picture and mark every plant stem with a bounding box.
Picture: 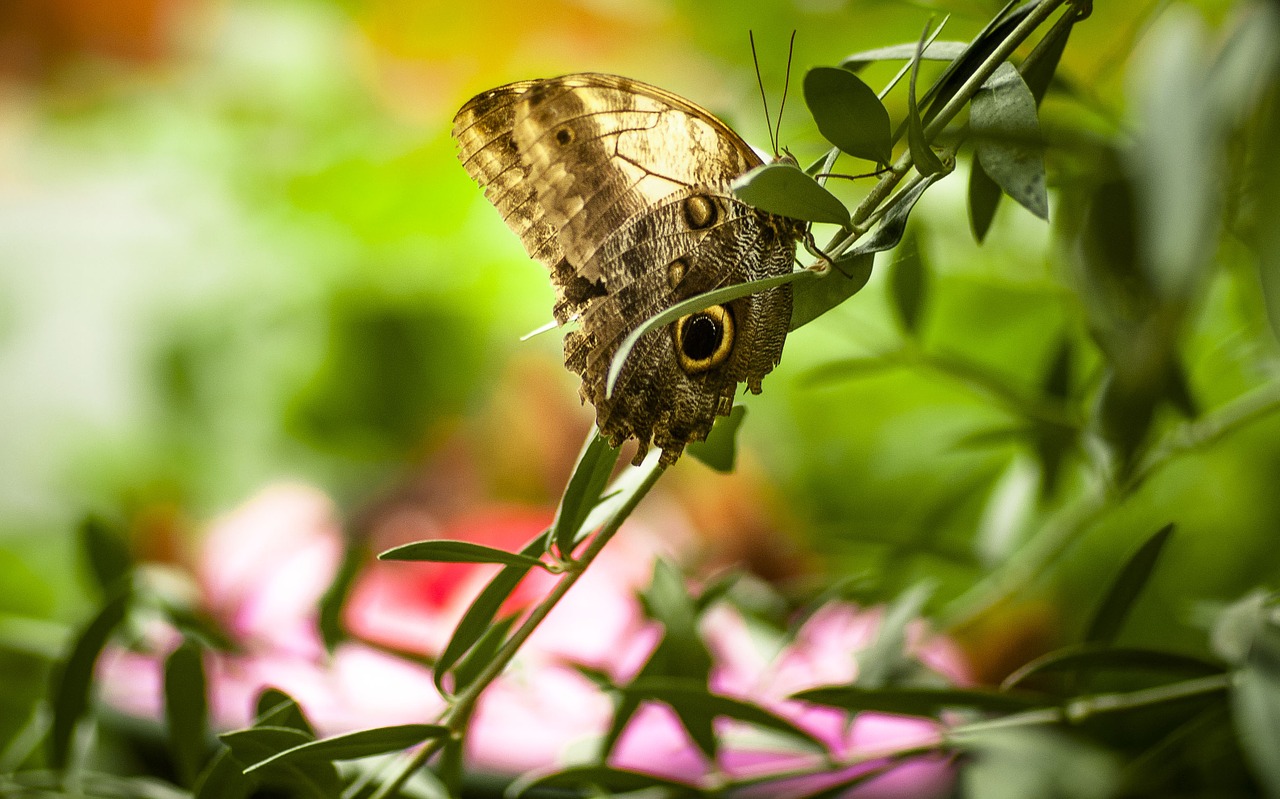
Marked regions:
[368,459,668,799]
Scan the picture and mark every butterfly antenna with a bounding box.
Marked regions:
[774,30,796,157]
[749,30,778,155]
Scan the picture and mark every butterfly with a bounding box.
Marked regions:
[452,73,805,465]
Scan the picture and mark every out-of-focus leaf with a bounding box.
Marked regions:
[48,587,131,769]
[850,172,944,257]
[955,727,1120,799]
[858,582,933,688]
[890,231,928,335]
[794,684,1047,715]
[1001,645,1224,690]
[1164,357,1199,418]
[78,516,133,597]
[1042,337,1074,400]
[907,25,947,177]
[553,432,621,556]
[242,724,449,771]
[165,640,209,787]
[379,540,546,569]
[629,677,825,752]
[219,727,338,799]
[732,162,850,226]
[514,764,700,797]
[971,66,1048,220]
[1212,590,1276,666]
[1084,523,1175,645]
[803,66,892,164]
[438,733,464,799]
[193,747,255,799]
[1233,665,1280,798]
[253,688,314,736]
[318,540,363,653]
[434,530,550,694]
[789,254,873,331]
[968,156,1002,243]
[687,405,747,473]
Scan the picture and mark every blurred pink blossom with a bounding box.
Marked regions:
[99,481,969,796]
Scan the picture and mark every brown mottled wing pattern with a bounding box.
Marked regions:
[453,73,803,464]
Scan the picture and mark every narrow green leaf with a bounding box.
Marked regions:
[794,684,1047,716]
[1001,644,1224,690]
[606,271,805,398]
[890,232,928,335]
[1212,590,1276,666]
[253,688,314,736]
[193,747,255,799]
[243,724,449,772]
[803,67,892,164]
[572,455,664,549]
[451,615,516,693]
[968,156,1002,243]
[48,587,132,768]
[553,432,621,557]
[164,640,209,787]
[219,727,338,799]
[318,540,364,653]
[732,162,850,226]
[515,764,700,797]
[1233,665,1280,798]
[379,540,546,569]
[850,172,943,257]
[841,40,969,70]
[804,146,841,180]
[438,734,464,799]
[79,516,132,596]
[1041,337,1074,399]
[858,582,933,688]
[789,254,872,331]
[1085,523,1176,645]
[907,24,947,177]
[1019,8,1075,105]
[435,531,551,693]
[971,66,1048,220]
[631,677,826,752]
[687,405,747,473]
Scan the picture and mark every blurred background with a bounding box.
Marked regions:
[2,0,1278,755]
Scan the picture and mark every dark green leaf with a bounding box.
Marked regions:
[890,232,928,335]
[435,531,550,693]
[451,615,516,693]
[789,253,873,331]
[849,172,943,257]
[515,764,700,797]
[48,587,132,769]
[906,24,946,177]
[803,66,892,164]
[1001,644,1224,690]
[553,432,621,556]
[687,405,747,473]
[193,748,255,799]
[79,516,132,597]
[1042,337,1074,399]
[841,41,969,70]
[438,733,464,799]
[165,640,209,786]
[1085,523,1175,645]
[971,66,1048,220]
[379,539,546,569]
[219,727,339,799]
[918,0,1034,128]
[968,156,1002,243]
[318,540,363,653]
[732,162,850,226]
[1020,8,1075,105]
[794,684,1047,716]
[243,724,449,772]
[1232,665,1280,798]
[630,677,826,753]
[606,271,804,397]
[253,688,314,736]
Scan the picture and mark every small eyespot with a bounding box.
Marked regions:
[673,304,734,373]
[555,127,574,146]
[681,195,718,230]
[667,258,688,290]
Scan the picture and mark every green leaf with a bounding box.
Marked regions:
[971,65,1048,220]
[1212,590,1278,666]
[438,733,464,799]
[553,432,621,557]
[219,727,339,799]
[631,677,826,752]
[841,40,969,70]
[451,615,516,693]
[514,764,700,797]
[906,24,947,177]
[1084,523,1175,645]
[687,405,747,473]
[803,66,892,164]
[890,232,928,335]
[1232,665,1280,798]
[79,515,133,596]
[572,455,664,549]
[1001,644,1224,690]
[193,748,255,799]
[967,156,1002,243]
[732,162,850,226]
[794,684,1047,716]
[849,171,943,257]
[789,253,873,331]
[955,727,1120,799]
[606,271,804,398]
[1019,7,1075,105]
[242,724,449,772]
[165,640,209,786]
[48,587,132,769]
[318,540,364,653]
[378,540,547,569]
[253,688,314,736]
[857,582,933,688]
[434,530,551,694]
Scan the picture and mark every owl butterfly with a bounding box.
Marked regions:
[453,73,806,465]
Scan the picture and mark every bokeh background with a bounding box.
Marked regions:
[2,0,1278,775]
